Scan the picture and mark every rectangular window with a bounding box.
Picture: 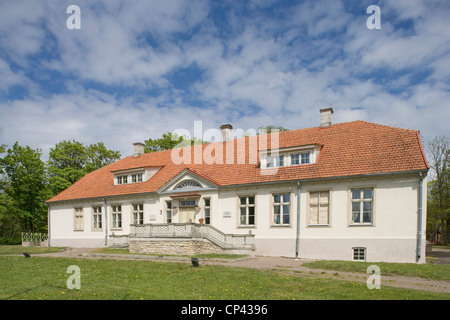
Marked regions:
[74,207,84,231]
[353,248,366,261]
[180,200,196,207]
[112,205,122,229]
[131,173,143,183]
[117,175,128,184]
[351,188,373,224]
[166,201,172,223]
[239,196,255,226]
[92,206,102,230]
[133,204,144,224]
[291,154,300,165]
[301,152,310,164]
[266,157,274,168]
[204,198,211,224]
[309,191,329,225]
[273,193,290,225]
[278,155,284,167]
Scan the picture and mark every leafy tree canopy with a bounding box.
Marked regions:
[144,132,203,153]
[47,140,120,195]
[0,142,49,232]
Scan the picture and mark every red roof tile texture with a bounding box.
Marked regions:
[47,121,429,203]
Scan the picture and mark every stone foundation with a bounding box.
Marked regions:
[129,238,225,256]
[22,241,48,247]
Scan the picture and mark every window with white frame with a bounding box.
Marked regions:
[115,171,145,185]
[260,146,317,169]
[117,175,128,185]
[353,247,366,261]
[265,155,285,168]
[92,206,102,230]
[111,205,122,229]
[290,153,300,165]
[204,198,211,224]
[180,200,196,207]
[278,155,285,167]
[351,188,374,224]
[273,193,290,225]
[266,157,274,168]
[301,152,310,164]
[131,173,143,183]
[309,191,330,225]
[74,207,84,231]
[166,201,172,223]
[133,203,144,224]
[239,196,255,226]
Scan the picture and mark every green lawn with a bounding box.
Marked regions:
[0,256,449,300]
[0,245,65,255]
[303,260,450,281]
[91,247,249,260]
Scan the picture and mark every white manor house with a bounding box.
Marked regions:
[47,109,429,263]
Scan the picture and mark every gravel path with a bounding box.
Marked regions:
[35,247,450,294]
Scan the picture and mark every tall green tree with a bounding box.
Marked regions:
[47,140,87,195]
[47,140,121,195]
[0,142,49,233]
[0,144,21,241]
[427,136,450,243]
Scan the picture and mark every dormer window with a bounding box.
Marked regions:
[113,167,161,186]
[260,144,320,169]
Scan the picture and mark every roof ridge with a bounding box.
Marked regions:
[348,120,420,132]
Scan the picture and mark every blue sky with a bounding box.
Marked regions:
[0,0,449,159]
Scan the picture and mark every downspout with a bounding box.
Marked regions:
[103,198,108,247]
[417,172,423,262]
[295,181,301,259]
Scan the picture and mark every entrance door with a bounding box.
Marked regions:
[179,207,196,223]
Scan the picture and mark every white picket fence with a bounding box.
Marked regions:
[21,232,48,247]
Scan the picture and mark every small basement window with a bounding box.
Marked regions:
[353,248,366,261]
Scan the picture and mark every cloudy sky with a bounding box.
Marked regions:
[0,0,449,160]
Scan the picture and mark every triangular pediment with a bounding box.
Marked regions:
[157,169,219,194]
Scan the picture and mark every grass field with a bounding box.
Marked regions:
[303,260,450,281]
[0,255,449,300]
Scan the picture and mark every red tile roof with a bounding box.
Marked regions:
[47,121,429,203]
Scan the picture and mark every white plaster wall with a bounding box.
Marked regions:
[48,173,427,263]
[216,174,426,262]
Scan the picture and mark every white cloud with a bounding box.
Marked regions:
[0,0,449,162]
[0,1,47,63]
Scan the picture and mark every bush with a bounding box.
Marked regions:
[0,237,21,245]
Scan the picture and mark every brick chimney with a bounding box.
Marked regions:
[133,142,145,157]
[220,124,233,142]
[319,108,334,127]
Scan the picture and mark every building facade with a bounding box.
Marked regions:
[47,109,429,263]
